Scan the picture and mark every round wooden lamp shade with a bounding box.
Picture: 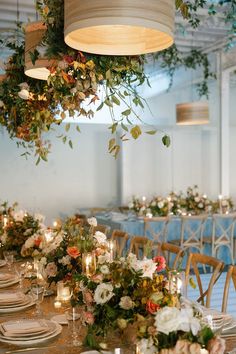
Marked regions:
[64,0,174,55]
[176,102,209,125]
[0,74,7,82]
[25,22,52,81]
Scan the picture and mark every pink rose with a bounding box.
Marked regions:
[83,290,93,304]
[67,246,80,259]
[207,336,225,354]
[91,274,103,283]
[82,311,94,325]
[153,255,166,272]
[189,343,202,354]
[45,262,57,277]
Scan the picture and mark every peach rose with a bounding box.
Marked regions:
[82,311,94,325]
[174,339,190,353]
[67,246,80,259]
[83,290,93,304]
[189,342,202,354]
[207,336,225,354]
[146,299,160,314]
[91,274,103,283]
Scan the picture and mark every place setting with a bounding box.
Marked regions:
[0,319,62,345]
[0,290,35,313]
[0,273,19,289]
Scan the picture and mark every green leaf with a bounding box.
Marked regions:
[162,135,171,147]
[104,98,113,108]
[65,123,70,132]
[62,136,67,144]
[108,138,116,151]
[111,95,120,106]
[122,108,131,116]
[146,130,157,135]
[130,125,142,140]
[76,125,81,133]
[36,157,40,166]
[96,102,104,111]
[69,140,73,149]
[189,277,197,289]
[121,123,128,132]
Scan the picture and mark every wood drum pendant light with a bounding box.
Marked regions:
[64,0,174,55]
[176,102,209,125]
[25,22,53,81]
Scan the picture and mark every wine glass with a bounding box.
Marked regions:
[65,306,82,347]
[3,251,14,271]
[31,284,45,317]
[14,263,26,290]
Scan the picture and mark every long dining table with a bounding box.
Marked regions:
[0,265,236,353]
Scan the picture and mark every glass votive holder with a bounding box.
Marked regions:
[82,252,96,277]
[57,281,71,302]
[168,270,186,296]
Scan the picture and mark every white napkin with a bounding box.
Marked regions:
[0,320,49,337]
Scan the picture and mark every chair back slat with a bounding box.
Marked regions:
[185,253,224,308]
[143,216,169,244]
[129,236,153,259]
[222,265,236,313]
[160,242,184,269]
[180,215,207,251]
[111,229,129,257]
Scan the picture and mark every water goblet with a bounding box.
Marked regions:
[14,263,26,290]
[65,306,82,347]
[3,251,14,271]
[31,284,45,317]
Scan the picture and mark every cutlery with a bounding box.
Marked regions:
[5,346,56,353]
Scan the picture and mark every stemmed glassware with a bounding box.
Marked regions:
[30,284,45,317]
[65,306,82,347]
[3,251,14,271]
[14,263,26,290]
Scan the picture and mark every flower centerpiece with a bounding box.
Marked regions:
[136,304,225,354]
[149,197,169,217]
[128,197,148,216]
[0,204,44,258]
[182,185,212,215]
[39,216,111,285]
[72,253,176,348]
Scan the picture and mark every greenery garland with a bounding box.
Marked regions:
[0,0,234,163]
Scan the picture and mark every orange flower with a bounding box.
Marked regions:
[34,238,42,248]
[67,246,80,259]
[146,299,160,314]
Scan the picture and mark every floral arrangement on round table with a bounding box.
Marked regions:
[0,202,46,258]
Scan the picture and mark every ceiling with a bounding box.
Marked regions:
[0,1,234,71]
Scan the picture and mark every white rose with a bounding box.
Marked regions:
[157,201,164,209]
[12,210,25,222]
[194,197,200,203]
[98,252,112,264]
[58,255,71,266]
[222,200,228,207]
[19,82,29,90]
[151,201,156,207]
[134,257,157,278]
[128,202,134,209]
[198,203,204,209]
[45,262,57,277]
[87,217,97,227]
[18,89,30,100]
[137,338,156,354]
[0,100,4,108]
[100,265,110,274]
[24,236,35,249]
[94,231,107,244]
[94,283,114,305]
[34,213,45,223]
[179,308,201,336]
[119,296,135,310]
[155,307,181,335]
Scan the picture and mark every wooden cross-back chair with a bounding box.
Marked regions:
[111,229,129,257]
[185,253,225,308]
[129,236,153,259]
[160,242,185,269]
[222,265,236,313]
[143,216,169,251]
[93,224,110,236]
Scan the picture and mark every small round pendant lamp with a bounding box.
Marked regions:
[176,102,209,125]
[64,0,174,56]
[25,22,53,81]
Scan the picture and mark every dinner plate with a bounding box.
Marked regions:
[51,314,68,325]
[0,321,62,345]
[0,296,35,313]
[0,260,6,267]
[223,318,236,332]
[0,278,19,288]
[0,320,58,341]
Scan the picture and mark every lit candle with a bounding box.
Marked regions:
[3,215,8,228]
[142,196,146,205]
[54,300,62,309]
[167,196,171,214]
[146,212,153,218]
[53,220,58,228]
[45,228,53,243]
[82,253,96,277]
[61,287,71,301]
[108,240,116,261]
[218,194,223,214]
[203,194,207,199]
